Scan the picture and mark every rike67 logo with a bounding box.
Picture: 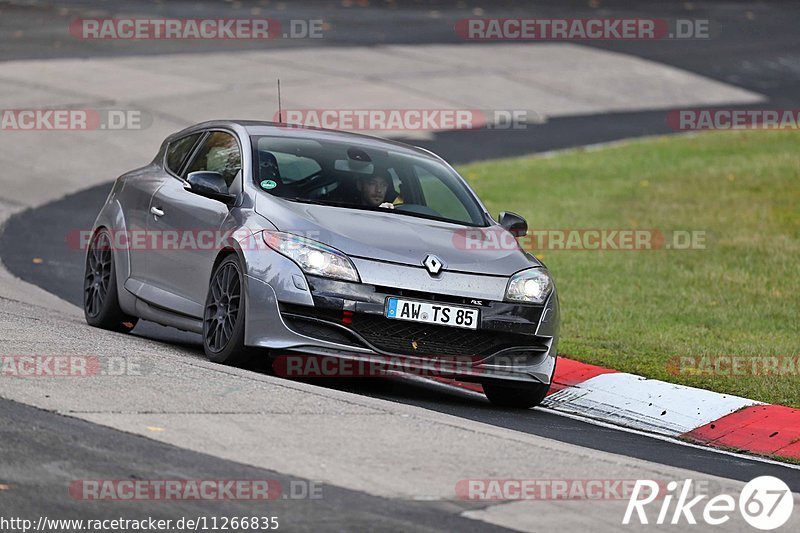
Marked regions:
[624,476,794,530]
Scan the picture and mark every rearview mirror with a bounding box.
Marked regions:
[498,211,528,237]
[186,171,236,205]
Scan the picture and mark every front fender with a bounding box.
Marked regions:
[90,192,137,316]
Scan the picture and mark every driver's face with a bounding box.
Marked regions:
[358,176,390,206]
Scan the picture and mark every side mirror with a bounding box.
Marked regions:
[186,171,236,205]
[498,211,528,237]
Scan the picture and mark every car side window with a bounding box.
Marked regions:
[165,133,202,175]
[184,131,242,187]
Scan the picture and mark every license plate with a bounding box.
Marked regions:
[385,298,479,330]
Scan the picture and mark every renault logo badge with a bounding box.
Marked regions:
[423,254,444,275]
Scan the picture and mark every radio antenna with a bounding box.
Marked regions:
[277,78,283,123]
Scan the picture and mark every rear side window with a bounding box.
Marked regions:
[166,133,202,175]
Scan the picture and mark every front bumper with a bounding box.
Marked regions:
[243,268,559,385]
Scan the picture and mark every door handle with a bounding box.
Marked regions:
[150,206,165,219]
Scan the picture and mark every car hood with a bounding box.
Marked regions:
[255,195,539,276]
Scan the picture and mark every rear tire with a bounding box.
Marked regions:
[202,255,253,366]
[83,228,138,333]
[483,381,550,409]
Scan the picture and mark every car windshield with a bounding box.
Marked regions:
[251,135,488,226]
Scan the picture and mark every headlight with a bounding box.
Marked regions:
[262,231,360,282]
[505,268,553,304]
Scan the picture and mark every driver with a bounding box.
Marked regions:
[356,171,395,209]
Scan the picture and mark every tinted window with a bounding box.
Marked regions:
[185,131,242,187]
[165,133,202,175]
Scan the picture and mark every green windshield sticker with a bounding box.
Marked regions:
[260,179,277,190]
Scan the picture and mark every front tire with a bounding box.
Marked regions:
[483,381,550,409]
[83,228,138,333]
[202,255,253,365]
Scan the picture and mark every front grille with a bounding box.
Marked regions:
[349,313,536,359]
[281,303,545,359]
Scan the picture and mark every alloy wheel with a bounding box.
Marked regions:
[84,232,112,318]
[204,262,242,352]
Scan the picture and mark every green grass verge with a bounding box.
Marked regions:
[457,130,800,407]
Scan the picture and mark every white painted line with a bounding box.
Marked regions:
[543,372,760,436]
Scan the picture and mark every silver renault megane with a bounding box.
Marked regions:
[83,120,559,408]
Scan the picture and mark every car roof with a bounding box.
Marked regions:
[169,120,442,160]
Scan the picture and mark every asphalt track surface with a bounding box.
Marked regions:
[2,0,799,101]
[0,396,510,531]
[2,0,800,529]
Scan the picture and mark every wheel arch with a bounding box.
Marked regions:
[90,197,137,315]
[209,243,246,282]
